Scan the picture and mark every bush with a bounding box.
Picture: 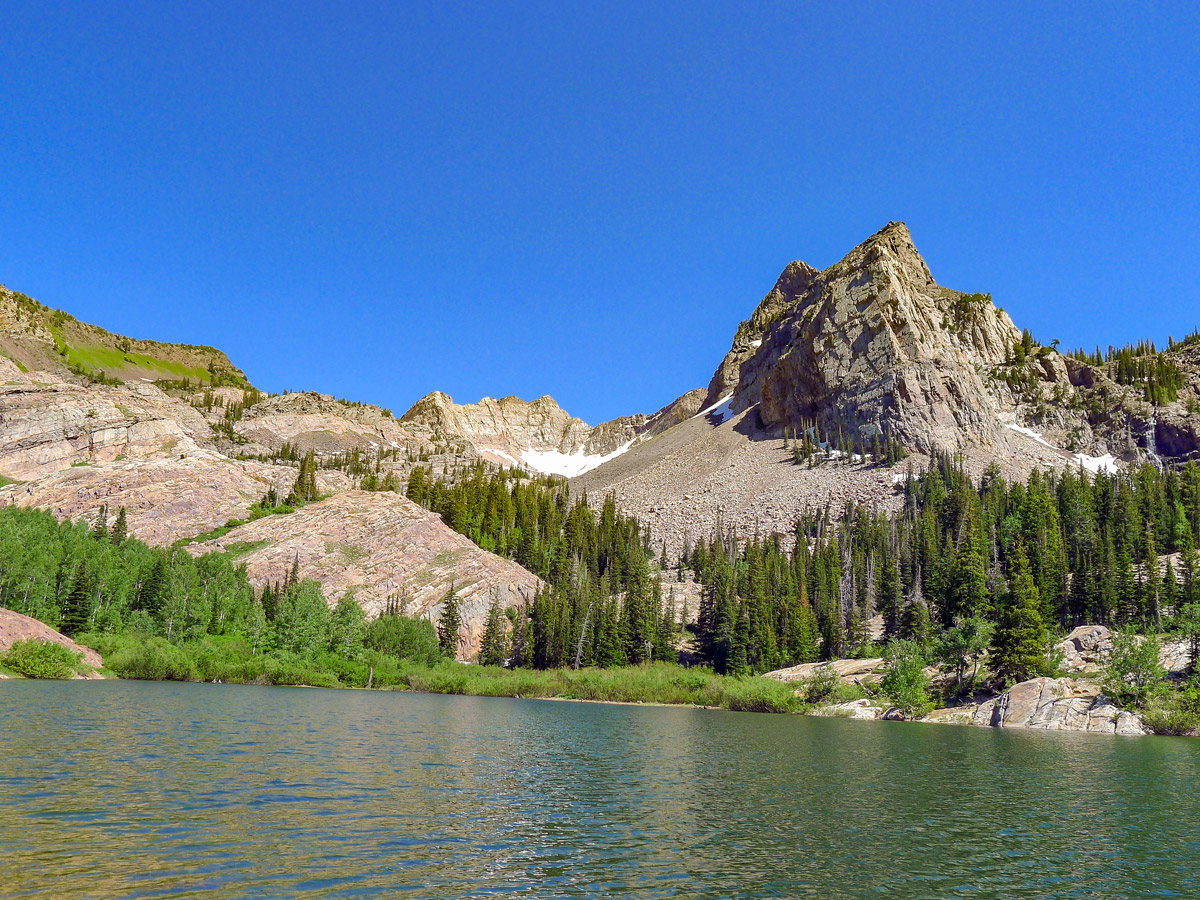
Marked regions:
[106,636,197,681]
[1141,678,1200,736]
[1103,632,1166,709]
[795,665,842,705]
[879,640,932,719]
[1141,702,1200,736]
[1,639,81,679]
[364,614,442,665]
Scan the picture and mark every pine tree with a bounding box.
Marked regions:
[59,564,93,636]
[990,549,1051,684]
[436,585,462,657]
[91,504,108,541]
[479,590,510,666]
[110,507,128,544]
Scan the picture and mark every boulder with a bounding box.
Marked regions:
[1056,624,1113,673]
[975,676,1147,735]
[766,657,885,685]
[820,699,881,720]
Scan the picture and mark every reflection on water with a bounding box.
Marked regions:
[1,680,1199,898]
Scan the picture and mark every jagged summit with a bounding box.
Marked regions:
[706,221,1020,453]
[399,388,706,476]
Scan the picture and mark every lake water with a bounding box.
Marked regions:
[1,681,1198,899]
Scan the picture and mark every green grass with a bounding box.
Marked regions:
[386,662,810,713]
[64,343,211,381]
[0,475,21,488]
[73,631,811,715]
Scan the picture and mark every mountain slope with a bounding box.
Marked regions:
[0,286,247,385]
[186,490,542,660]
[706,222,1019,453]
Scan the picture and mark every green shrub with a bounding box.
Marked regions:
[1,639,81,679]
[364,614,441,665]
[879,640,933,719]
[106,636,197,681]
[1141,678,1200,736]
[1103,632,1166,709]
[1141,702,1200,736]
[795,665,842,705]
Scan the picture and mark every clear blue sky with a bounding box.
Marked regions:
[2,2,1197,424]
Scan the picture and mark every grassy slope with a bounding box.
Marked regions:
[1,285,248,385]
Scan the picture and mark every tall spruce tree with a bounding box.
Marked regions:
[436,585,463,657]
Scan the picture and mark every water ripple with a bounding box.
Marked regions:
[1,681,1199,898]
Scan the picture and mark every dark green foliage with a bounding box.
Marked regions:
[1068,339,1187,405]
[284,451,320,506]
[415,465,679,670]
[479,592,510,666]
[683,452,1200,680]
[989,550,1053,684]
[363,609,442,666]
[437,586,462,656]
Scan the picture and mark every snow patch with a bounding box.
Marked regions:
[749,339,762,349]
[519,440,634,478]
[1003,423,1054,448]
[1006,424,1120,474]
[696,394,735,424]
[1073,452,1120,475]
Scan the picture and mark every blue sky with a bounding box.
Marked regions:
[2,2,1197,423]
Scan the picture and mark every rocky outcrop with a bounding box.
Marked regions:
[402,392,594,455]
[232,391,417,456]
[705,222,1022,453]
[0,359,213,480]
[0,285,246,384]
[767,656,885,686]
[0,607,103,676]
[186,491,542,660]
[973,677,1146,735]
[0,449,352,545]
[1056,625,1115,674]
[400,388,707,475]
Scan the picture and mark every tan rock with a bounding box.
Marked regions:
[704,222,1023,454]
[976,676,1147,735]
[766,657,885,685]
[0,450,351,545]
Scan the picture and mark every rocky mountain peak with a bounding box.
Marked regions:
[706,223,1021,453]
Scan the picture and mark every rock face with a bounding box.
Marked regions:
[232,391,415,457]
[0,359,212,480]
[0,607,103,675]
[187,491,542,660]
[705,222,1021,453]
[0,449,352,545]
[1056,625,1115,674]
[766,657,885,686]
[973,677,1146,735]
[399,388,706,476]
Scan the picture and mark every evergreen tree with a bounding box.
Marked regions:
[110,507,128,545]
[479,591,510,666]
[436,585,463,657]
[990,550,1052,684]
[59,564,93,636]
